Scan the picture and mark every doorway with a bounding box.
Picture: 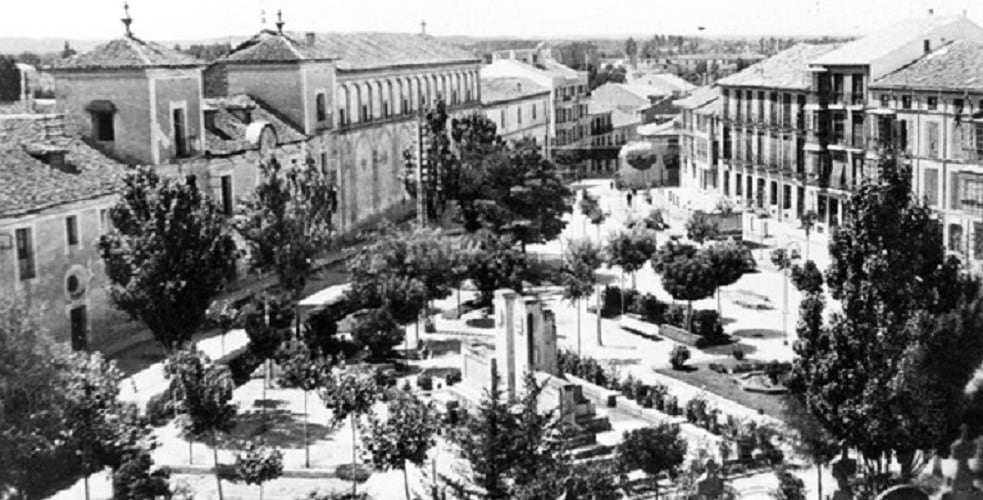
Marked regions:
[70,306,88,351]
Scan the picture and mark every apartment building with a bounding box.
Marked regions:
[717,43,840,224]
[480,76,550,150]
[869,40,983,269]
[676,86,721,191]
[803,14,983,232]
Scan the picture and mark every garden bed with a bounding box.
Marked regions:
[654,362,787,419]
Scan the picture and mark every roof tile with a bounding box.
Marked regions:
[717,43,842,90]
[51,36,203,71]
[872,40,983,92]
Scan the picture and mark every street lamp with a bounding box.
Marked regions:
[779,241,801,347]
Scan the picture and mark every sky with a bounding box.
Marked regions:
[2,0,982,41]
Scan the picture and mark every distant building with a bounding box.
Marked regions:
[480,76,550,149]
[590,82,673,124]
[625,72,695,97]
[587,106,615,174]
[868,39,983,270]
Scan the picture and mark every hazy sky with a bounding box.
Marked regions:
[2,0,981,41]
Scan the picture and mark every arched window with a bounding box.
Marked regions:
[356,84,364,123]
[362,82,373,121]
[338,85,350,126]
[372,81,383,119]
[384,80,393,118]
[395,79,403,115]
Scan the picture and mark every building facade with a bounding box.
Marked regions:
[869,40,983,270]
[480,76,550,149]
[677,87,721,191]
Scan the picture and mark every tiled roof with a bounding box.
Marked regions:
[811,15,972,66]
[480,77,549,104]
[611,108,641,129]
[675,86,719,109]
[633,73,697,94]
[872,40,983,92]
[618,83,671,100]
[0,117,126,218]
[51,35,203,71]
[203,94,307,156]
[717,43,842,90]
[222,31,480,70]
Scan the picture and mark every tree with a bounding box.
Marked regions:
[685,210,719,245]
[625,37,638,59]
[704,241,754,316]
[61,41,77,58]
[579,192,606,241]
[167,349,237,500]
[787,153,983,487]
[320,366,379,497]
[561,238,603,354]
[277,338,332,467]
[465,230,529,307]
[616,424,687,499]
[0,55,20,102]
[451,367,511,499]
[111,447,171,500]
[800,210,818,261]
[790,260,823,295]
[362,392,440,500]
[781,397,838,500]
[99,166,237,351]
[605,226,658,312]
[659,245,717,330]
[234,443,284,500]
[236,156,336,326]
[775,467,806,500]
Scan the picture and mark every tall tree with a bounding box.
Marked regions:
[236,155,335,308]
[0,55,20,102]
[659,244,717,330]
[167,349,237,500]
[320,366,379,497]
[233,443,284,500]
[625,37,638,59]
[616,424,687,499]
[781,396,838,500]
[787,153,983,487]
[465,230,529,307]
[561,238,603,354]
[704,241,755,316]
[579,192,607,241]
[362,392,440,500]
[99,167,237,351]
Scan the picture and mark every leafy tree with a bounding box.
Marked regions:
[787,153,983,486]
[775,467,806,500]
[61,41,77,58]
[561,238,603,354]
[99,166,237,351]
[685,210,719,245]
[352,304,410,359]
[167,349,237,500]
[781,396,838,500]
[659,244,717,330]
[111,447,171,500]
[625,37,638,58]
[236,156,335,331]
[234,443,284,500]
[465,230,529,307]
[277,338,332,467]
[564,461,622,500]
[321,366,379,497]
[579,192,606,241]
[362,392,440,499]
[790,260,823,295]
[616,424,687,499]
[704,241,755,315]
[800,210,818,261]
[605,226,658,311]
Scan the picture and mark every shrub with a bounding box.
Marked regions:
[692,309,723,337]
[145,389,174,426]
[685,397,708,423]
[670,345,690,370]
[732,346,745,361]
[601,286,624,317]
[765,360,791,384]
[622,373,637,399]
[665,395,680,416]
[663,304,687,329]
[445,369,462,386]
[335,463,372,483]
[634,294,667,324]
[112,448,171,500]
[227,350,264,386]
[775,467,805,500]
[708,362,726,374]
[417,374,434,391]
[633,380,649,402]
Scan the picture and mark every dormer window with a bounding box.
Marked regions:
[86,100,116,142]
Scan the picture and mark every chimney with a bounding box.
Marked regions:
[928,8,934,15]
[516,82,522,92]
[306,32,316,45]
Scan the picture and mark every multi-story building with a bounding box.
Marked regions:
[587,106,615,173]
[590,82,675,125]
[717,43,840,224]
[802,14,983,232]
[28,13,482,352]
[869,40,983,269]
[480,76,550,149]
[676,87,721,191]
[0,112,129,350]
[481,49,592,166]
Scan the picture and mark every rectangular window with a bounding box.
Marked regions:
[974,221,983,260]
[316,92,327,122]
[338,108,347,126]
[924,168,938,206]
[902,95,912,109]
[926,122,940,158]
[221,175,233,217]
[532,104,537,120]
[976,123,983,157]
[92,111,115,142]
[880,94,890,108]
[66,215,79,247]
[783,184,792,210]
[517,107,522,125]
[15,228,35,281]
[173,107,189,158]
[954,98,964,114]
[100,208,110,233]
[927,96,938,111]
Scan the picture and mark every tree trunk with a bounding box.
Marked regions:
[716,288,722,317]
[403,462,411,500]
[596,286,602,347]
[596,223,601,242]
[303,389,310,468]
[620,271,625,315]
[577,300,582,357]
[687,301,694,332]
[83,473,90,500]
[260,484,265,500]
[632,271,637,290]
[212,432,224,500]
[351,413,358,497]
[189,439,193,465]
[817,462,823,500]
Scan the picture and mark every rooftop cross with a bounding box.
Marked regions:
[276,9,284,34]
[122,1,133,37]
[421,19,427,36]
[261,8,266,28]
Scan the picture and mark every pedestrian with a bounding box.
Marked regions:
[627,192,633,208]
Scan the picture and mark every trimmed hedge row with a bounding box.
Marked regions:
[601,285,725,339]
